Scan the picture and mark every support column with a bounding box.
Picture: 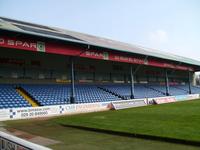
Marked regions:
[130,65,135,99]
[165,70,170,96]
[70,57,75,104]
[188,71,192,94]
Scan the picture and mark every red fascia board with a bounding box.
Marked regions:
[0,36,194,71]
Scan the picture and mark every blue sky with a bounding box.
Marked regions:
[0,0,200,60]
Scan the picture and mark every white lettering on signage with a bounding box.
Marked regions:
[114,55,144,64]
[15,40,22,46]
[0,37,41,50]
[0,38,4,44]
[85,51,103,58]
[23,42,29,48]
[30,43,37,49]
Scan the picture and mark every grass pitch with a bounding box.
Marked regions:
[4,99,200,150]
[56,99,200,142]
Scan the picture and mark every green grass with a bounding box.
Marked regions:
[4,118,200,150]
[4,99,200,150]
[55,99,200,142]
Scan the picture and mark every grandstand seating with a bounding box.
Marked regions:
[191,86,200,93]
[98,84,200,99]
[170,85,189,95]
[0,84,31,109]
[145,84,199,96]
[99,84,165,99]
[75,84,119,103]
[147,84,167,95]
[0,83,200,109]
[21,84,71,106]
[177,84,200,94]
[21,84,119,106]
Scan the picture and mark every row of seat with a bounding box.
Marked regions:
[98,84,200,99]
[100,84,164,99]
[148,84,199,96]
[0,84,31,109]
[21,84,119,106]
[0,83,200,109]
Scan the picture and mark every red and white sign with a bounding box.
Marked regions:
[153,97,176,104]
[109,54,146,65]
[0,36,194,71]
[111,99,147,110]
[0,37,45,52]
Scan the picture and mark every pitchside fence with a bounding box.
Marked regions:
[0,94,199,121]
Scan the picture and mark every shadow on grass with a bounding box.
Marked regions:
[60,123,200,147]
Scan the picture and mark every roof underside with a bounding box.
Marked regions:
[0,16,200,67]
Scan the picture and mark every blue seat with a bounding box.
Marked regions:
[1,83,200,109]
[0,84,30,109]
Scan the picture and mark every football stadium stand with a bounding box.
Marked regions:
[0,17,200,109]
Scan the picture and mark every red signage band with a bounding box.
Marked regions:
[0,37,38,51]
[0,36,193,71]
[79,50,193,71]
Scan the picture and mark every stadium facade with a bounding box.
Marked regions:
[0,16,200,110]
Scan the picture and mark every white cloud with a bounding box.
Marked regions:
[149,29,168,44]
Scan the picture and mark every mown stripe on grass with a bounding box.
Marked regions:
[60,123,200,147]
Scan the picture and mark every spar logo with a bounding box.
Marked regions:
[0,37,45,52]
[37,41,45,52]
[103,52,109,60]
